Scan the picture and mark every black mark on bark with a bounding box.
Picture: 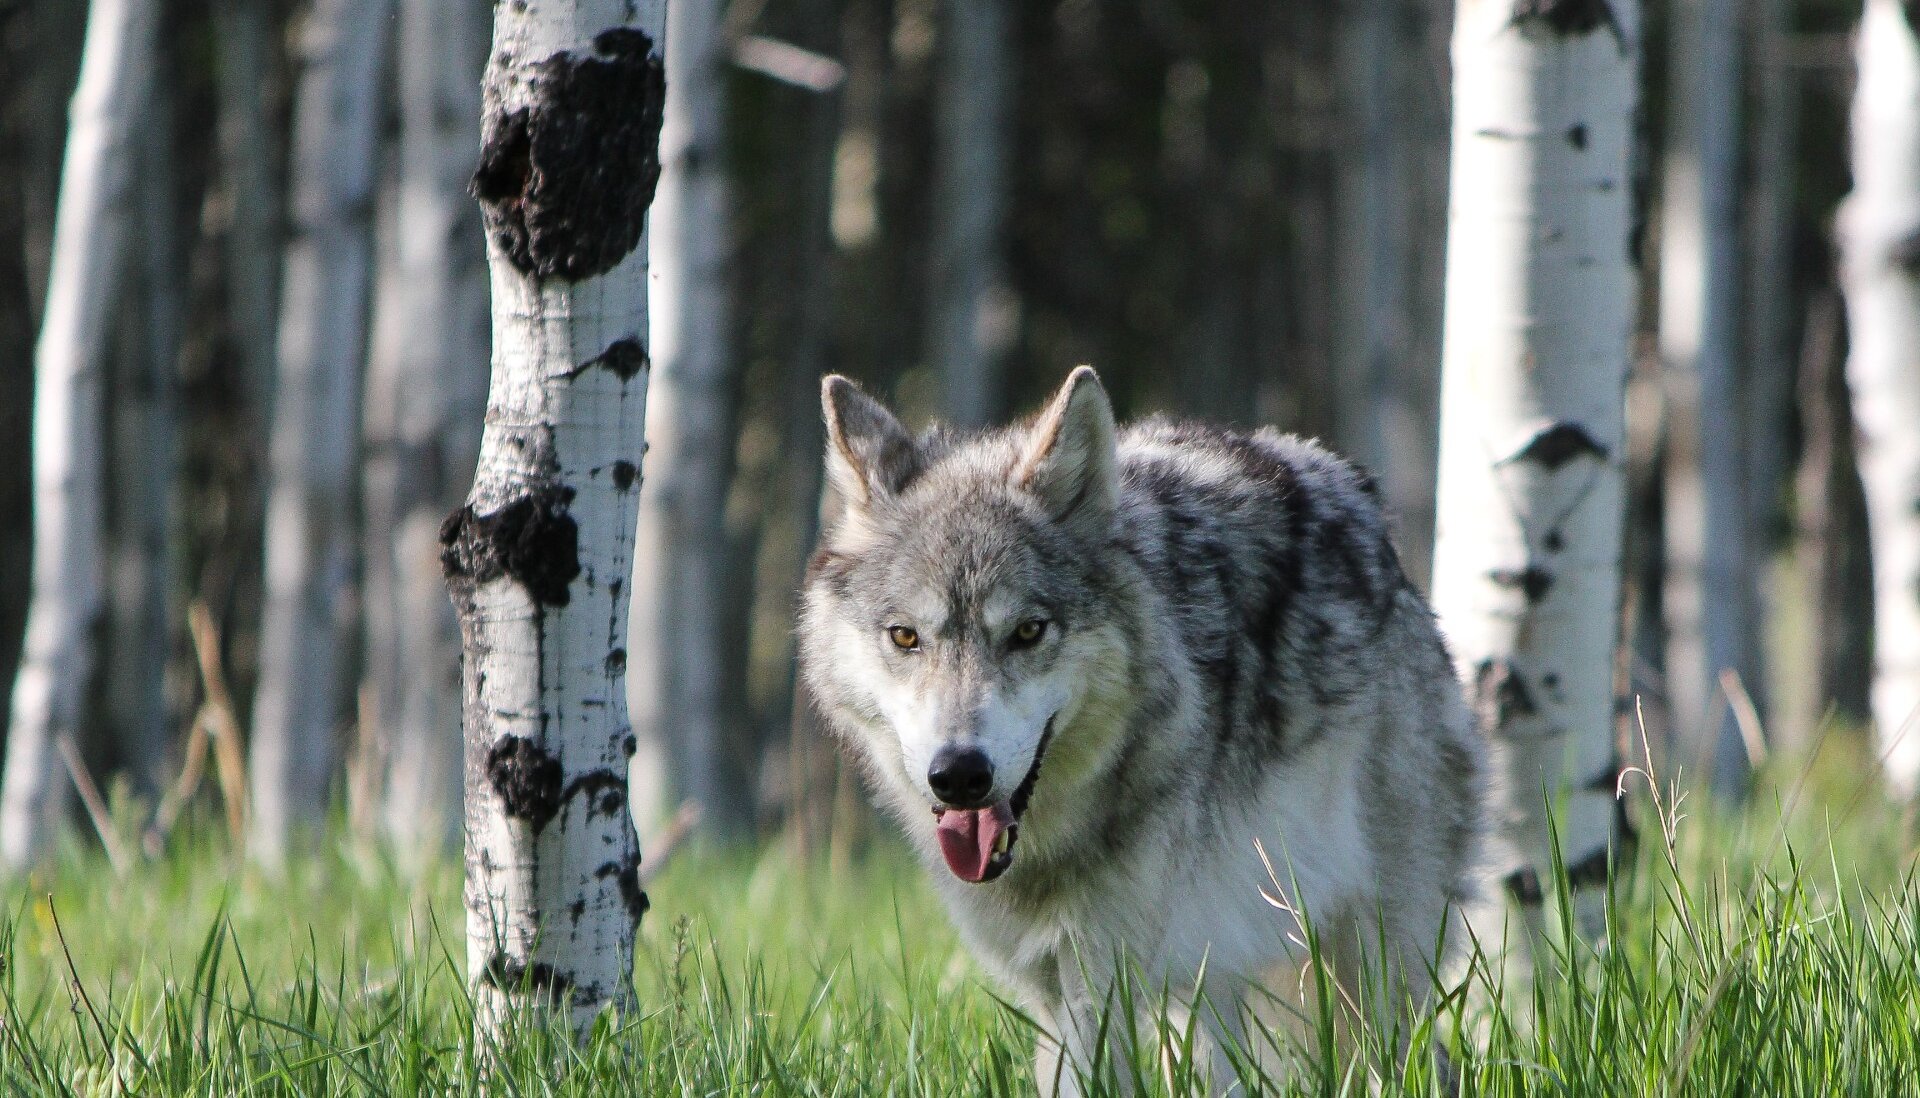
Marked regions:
[1565,124,1588,150]
[564,767,628,818]
[1511,0,1619,38]
[1563,846,1612,890]
[486,735,564,830]
[1472,658,1538,732]
[1503,421,1610,470]
[440,484,580,607]
[1489,565,1556,602]
[1503,867,1544,906]
[481,953,574,998]
[610,461,638,491]
[1887,228,1920,274]
[605,647,627,674]
[596,852,649,925]
[575,336,648,381]
[472,29,667,281]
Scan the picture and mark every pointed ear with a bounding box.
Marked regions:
[1012,366,1117,538]
[822,375,920,507]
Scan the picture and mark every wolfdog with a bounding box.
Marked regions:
[798,367,1483,1092]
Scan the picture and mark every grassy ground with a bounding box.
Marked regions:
[1,738,1917,1095]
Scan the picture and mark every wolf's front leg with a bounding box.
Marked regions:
[1030,998,1109,1098]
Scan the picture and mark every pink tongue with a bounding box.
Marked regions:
[935,804,1012,882]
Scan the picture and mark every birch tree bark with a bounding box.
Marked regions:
[628,0,749,839]
[247,0,391,865]
[928,0,1012,428]
[364,0,492,852]
[1658,0,1755,796]
[1840,0,1920,794]
[0,0,156,870]
[448,0,665,1031]
[1429,0,1641,953]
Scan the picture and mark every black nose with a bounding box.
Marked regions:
[928,745,995,807]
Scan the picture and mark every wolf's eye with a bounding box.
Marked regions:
[1010,619,1048,648]
[887,625,920,651]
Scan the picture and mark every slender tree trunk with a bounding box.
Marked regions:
[1429,0,1641,954]
[1743,0,1796,706]
[770,0,843,852]
[247,0,391,864]
[1795,285,1874,737]
[628,0,749,838]
[0,22,38,767]
[362,0,492,852]
[450,0,665,1031]
[929,0,1012,428]
[1660,0,1755,794]
[1334,0,1404,481]
[1334,0,1444,587]
[0,0,156,869]
[103,99,182,793]
[213,0,282,423]
[1840,0,1920,793]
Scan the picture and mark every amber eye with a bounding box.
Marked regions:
[1010,619,1048,648]
[887,625,920,651]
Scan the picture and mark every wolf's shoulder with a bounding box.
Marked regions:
[1110,415,1405,617]
[1115,416,1383,521]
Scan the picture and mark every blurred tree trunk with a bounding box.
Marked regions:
[1334,0,1444,587]
[1795,285,1874,737]
[452,0,664,1033]
[102,94,182,794]
[630,0,751,838]
[1660,0,1757,795]
[0,5,53,768]
[929,0,1011,428]
[213,0,282,424]
[362,0,491,853]
[1840,0,1920,794]
[766,0,843,854]
[247,0,390,865]
[0,0,157,869]
[1334,0,1403,484]
[1743,0,1797,689]
[1430,0,1641,959]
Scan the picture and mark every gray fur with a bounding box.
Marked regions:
[800,368,1484,1092]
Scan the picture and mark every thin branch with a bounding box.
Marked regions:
[56,734,131,875]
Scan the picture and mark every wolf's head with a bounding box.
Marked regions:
[799,368,1138,885]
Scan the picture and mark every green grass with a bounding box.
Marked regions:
[1,741,1916,1095]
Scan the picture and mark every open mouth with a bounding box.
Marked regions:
[931,716,1055,884]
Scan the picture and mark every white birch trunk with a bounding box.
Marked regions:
[0,0,156,870]
[629,0,745,838]
[1429,0,1640,952]
[451,0,665,1031]
[363,0,492,852]
[247,0,391,864]
[1658,0,1753,796]
[929,0,1012,428]
[1841,0,1920,794]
